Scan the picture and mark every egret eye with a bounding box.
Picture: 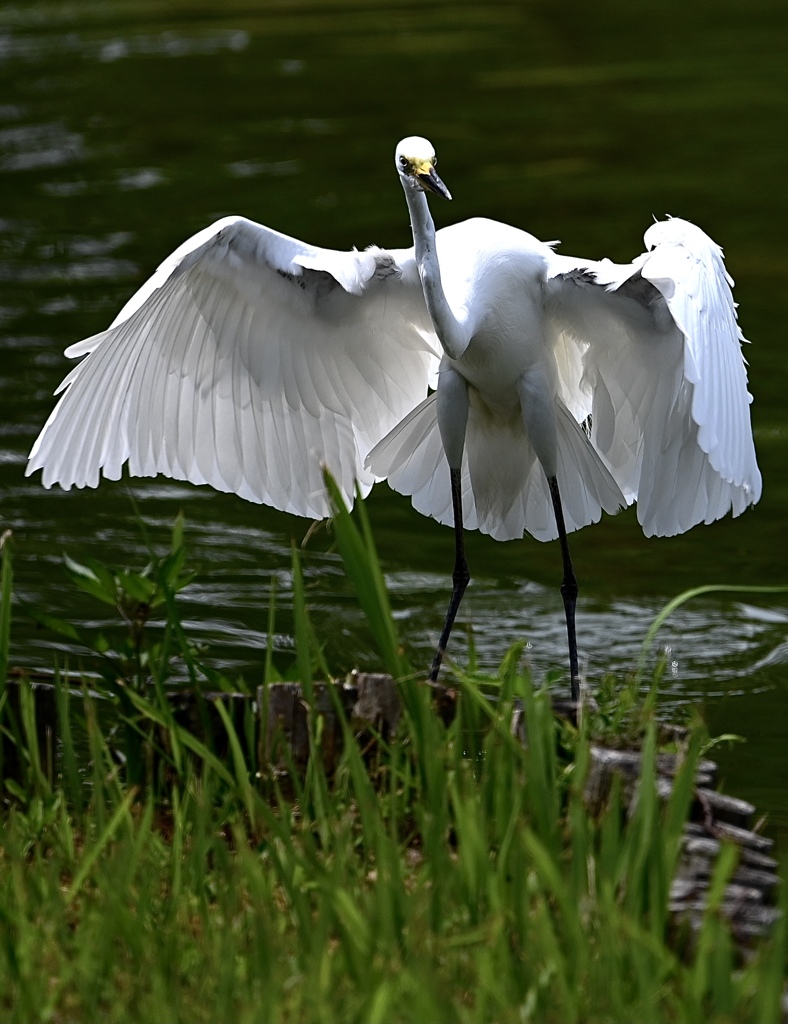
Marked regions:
[399,155,409,169]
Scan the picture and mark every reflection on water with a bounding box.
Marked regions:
[0,0,786,846]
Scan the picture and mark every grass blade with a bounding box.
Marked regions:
[0,530,13,705]
[214,697,255,822]
[54,670,82,811]
[324,471,408,679]
[291,543,314,699]
[66,788,137,905]
[123,687,235,786]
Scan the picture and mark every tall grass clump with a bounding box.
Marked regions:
[0,496,785,1023]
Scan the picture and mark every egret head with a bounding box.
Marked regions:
[395,137,452,200]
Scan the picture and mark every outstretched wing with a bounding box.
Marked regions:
[27,216,439,518]
[545,216,761,537]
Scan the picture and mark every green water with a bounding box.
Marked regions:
[1,0,786,844]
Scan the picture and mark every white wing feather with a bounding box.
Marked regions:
[638,218,758,492]
[27,216,439,518]
[546,217,761,537]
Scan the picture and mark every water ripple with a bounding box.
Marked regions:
[0,121,85,171]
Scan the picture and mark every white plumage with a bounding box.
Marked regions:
[28,216,440,519]
[27,137,761,686]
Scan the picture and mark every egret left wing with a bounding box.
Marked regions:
[637,218,757,495]
[545,217,761,536]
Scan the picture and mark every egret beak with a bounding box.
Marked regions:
[417,165,452,200]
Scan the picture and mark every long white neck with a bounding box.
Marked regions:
[401,180,468,360]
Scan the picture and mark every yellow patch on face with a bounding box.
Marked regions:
[411,157,435,176]
[400,153,435,177]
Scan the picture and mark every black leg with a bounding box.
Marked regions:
[429,467,471,683]
[547,475,580,701]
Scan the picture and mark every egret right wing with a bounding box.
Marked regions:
[27,216,439,518]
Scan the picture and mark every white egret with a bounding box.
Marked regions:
[27,137,762,697]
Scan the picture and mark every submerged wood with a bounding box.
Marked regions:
[1,671,780,953]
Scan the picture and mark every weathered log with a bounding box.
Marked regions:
[350,671,402,736]
[583,744,719,815]
[694,788,755,831]
[583,739,780,950]
[260,680,359,772]
[258,673,405,772]
[685,819,775,855]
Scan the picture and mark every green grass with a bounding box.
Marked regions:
[0,494,785,1023]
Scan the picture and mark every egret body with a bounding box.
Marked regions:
[27,137,762,695]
